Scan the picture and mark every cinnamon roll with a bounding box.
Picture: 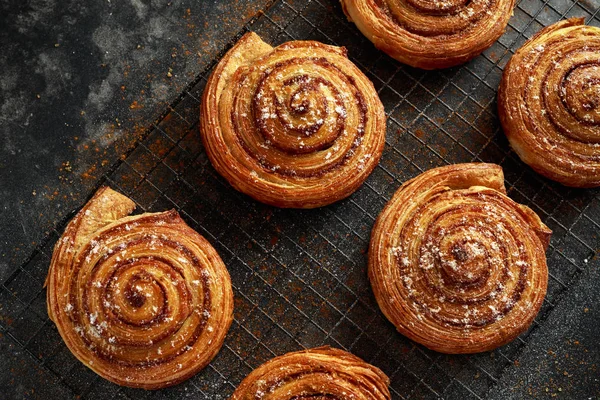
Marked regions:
[369,164,551,353]
[200,32,386,208]
[340,0,515,69]
[498,18,600,188]
[231,346,390,399]
[46,187,234,389]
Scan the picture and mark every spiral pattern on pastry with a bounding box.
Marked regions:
[340,0,515,69]
[201,32,385,208]
[231,346,390,399]
[498,18,600,188]
[46,187,234,389]
[369,164,551,353]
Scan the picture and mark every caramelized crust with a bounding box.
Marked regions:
[46,187,234,389]
[369,164,550,353]
[498,18,600,187]
[231,347,390,399]
[340,0,515,69]
[200,32,386,208]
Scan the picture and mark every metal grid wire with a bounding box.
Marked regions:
[2,0,600,398]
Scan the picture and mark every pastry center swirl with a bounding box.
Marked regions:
[441,238,490,286]
[233,57,368,178]
[396,191,530,328]
[254,69,347,153]
[103,258,183,329]
[70,229,211,366]
[563,64,600,125]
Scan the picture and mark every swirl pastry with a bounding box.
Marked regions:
[45,187,234,389]
[498,18,600,188]
[231,346,390,399]
[200,32,386,208]
[340,0,515,69]
[369,164,551,353]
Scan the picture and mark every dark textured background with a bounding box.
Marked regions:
[1,0,599,399]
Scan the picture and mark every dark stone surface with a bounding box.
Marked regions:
[0,331,72,399]
[0,0,272,282]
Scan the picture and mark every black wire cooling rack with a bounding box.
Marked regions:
[2,0,600,399]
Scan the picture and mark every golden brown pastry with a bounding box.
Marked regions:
[231,346,390,399]
[369,163,551,354]
[200,32,386,208]
[498,18,600,188]
[340,0,515,69]
[46,187,234,389]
